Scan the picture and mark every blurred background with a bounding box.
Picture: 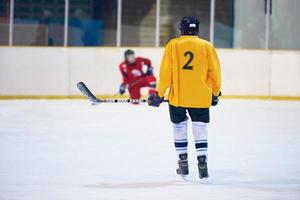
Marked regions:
[0,0,299,98]
[1,0,300,48]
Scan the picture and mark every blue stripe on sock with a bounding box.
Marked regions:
[175,142,188,148]
[195,143,208,149]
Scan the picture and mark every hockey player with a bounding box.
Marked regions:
[148,16,222,179]
[119,49,157,103]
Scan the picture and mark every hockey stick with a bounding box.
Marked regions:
[77,82,168,104]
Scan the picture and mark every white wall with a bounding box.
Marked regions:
[0,47,299,97]
[0,48,69,95]
[270,51,300,96]
[219,49,271,96]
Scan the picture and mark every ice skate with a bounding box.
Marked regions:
[197,155,209,179]
[176,153,189,176]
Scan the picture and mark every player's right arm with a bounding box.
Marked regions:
[119,63,128,95]
[157,42,173,98]
[119,63,129,84]
[148,42,173,107]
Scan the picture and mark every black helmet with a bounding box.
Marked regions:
[179,16,200,35]
[124,49,135,58]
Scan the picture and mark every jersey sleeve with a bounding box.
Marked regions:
[206,45,222,96]
[157,43,172,98]
[119,63,128,85]
[139,57,152,67]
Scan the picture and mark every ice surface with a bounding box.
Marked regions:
[0,99,300,200]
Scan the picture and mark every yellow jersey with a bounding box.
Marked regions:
[157,35,222,108]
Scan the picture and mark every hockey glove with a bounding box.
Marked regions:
[148,92,164,107]
[145,66,154,76]
[119,83,126,95]
[212,91,222,106]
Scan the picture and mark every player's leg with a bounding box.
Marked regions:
[145,75,157,95]
[169,104,189,175]
[188,108,210,179]
[128,85,142,104]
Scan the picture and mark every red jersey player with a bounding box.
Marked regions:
[119,49,157,102]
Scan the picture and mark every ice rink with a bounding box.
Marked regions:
[0,99,300,200]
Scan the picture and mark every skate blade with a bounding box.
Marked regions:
[176,169,188,176]
[198,177,213,184]
[180,175,212,184]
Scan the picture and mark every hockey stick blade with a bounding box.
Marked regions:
[77,82,103,103]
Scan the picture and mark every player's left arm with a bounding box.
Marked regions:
[207,45,222,97]
[140,57,154,76]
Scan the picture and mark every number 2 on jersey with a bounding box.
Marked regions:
[182,51,194,70]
